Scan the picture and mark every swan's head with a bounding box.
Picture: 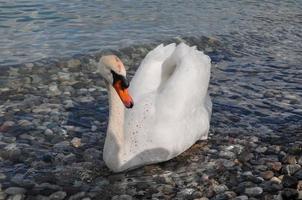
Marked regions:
[97,55,134,108]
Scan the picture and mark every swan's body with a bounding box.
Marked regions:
[98,43,212,172]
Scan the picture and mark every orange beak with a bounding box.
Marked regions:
[113,80,134,108]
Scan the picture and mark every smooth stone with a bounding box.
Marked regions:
[4,187,26,195]
[48,84,61,96]
[282,164,301,175]
[17,120,33,127]
[297,180,302,190]
[298,157,302,165]
[270,177,282,184]
[58,72,71,81]
[1,144,21,162]
[0,173,6,180]
[282,175,298,188]
[270,162,282,172]
[111,194,132,200]
[212,193,228,200]
[53,141,71,152]
[261,171,274,180]
[281,188,299,199]
[218,151,235,159]
[177,188,195,199]
[255,146,267,153]
[33,183,62,195]
[83,148,101,162]
[48,191,66,200]
[213,185,228,194]
[32,107,52,114]
[282,155,297,164]
[71,137,81,148]
[91,125,97,132]
[0,191,6,200]
[11,174,35,188]
[244,187,263,197]
[19,134,35,141]
[0,121,15,132]
[294,169,302,179]
[7,194,24,200]
[224,191,236,198]
[67,59,81,68]
[44,129,54,135]
[261,181,282,193]
[161,185,174,195]
[233,195,248,200]
[68,192,86,200]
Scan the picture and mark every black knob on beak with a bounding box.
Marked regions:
[120,76,129,89]
[111,70,130,89]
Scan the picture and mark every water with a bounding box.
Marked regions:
[0,1,301,195]
[0,1,300,65]
[0,0,301,133]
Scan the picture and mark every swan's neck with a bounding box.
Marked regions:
[106,84,125,146]
[103,84,125,170]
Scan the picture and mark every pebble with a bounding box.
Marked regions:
[281,188,299,199]
[282,155,297,164]
[83,148,101,162]
[261,171,274,180]
[48,84,61,96]
[255,146,267,153]
[270,162,282,172]
[282,175,298,188]
[0,121,15,132]
[111,194,132,200]
[71,137,81,148]
[218,151,235,159]
[234,195,248,200]
[4,187,26,195]
[67,59,81,68]
[0,173,6,180]
[213,184,228,194]
[48,191,66,200]
[270,177,282,184]
[282,164,301,175]
[53,141,71,152]
[1,144,21,162]
[244,187,263,197]
[294,169,302,179]
[0,192,6,200]
[68,192,86,200]
[7,194,24,200]
[297,180,302,190]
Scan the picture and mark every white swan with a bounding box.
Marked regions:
[96,43,212,172]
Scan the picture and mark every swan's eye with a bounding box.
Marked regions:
[111,70,129,89]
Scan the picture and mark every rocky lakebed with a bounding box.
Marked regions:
[0,36,301,200]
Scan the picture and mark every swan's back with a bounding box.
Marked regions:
[123,43,212,169]
[129,43,176,101]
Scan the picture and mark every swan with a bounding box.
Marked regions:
[95,43,212,172]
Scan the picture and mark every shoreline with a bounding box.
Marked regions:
[0,36,301,200]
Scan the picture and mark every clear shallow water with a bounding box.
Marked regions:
[0,0,301,134]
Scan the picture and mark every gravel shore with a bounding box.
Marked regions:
[0,37,301,200]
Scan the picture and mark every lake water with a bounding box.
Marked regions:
[0,0,301,66]
[0,1,301,196]
[0,0,301,133]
